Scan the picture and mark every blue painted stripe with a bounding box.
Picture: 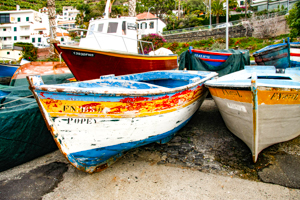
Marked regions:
[66,114,195,167]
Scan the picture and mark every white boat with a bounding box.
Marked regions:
[205,66,300,162]
[28,70,217,173]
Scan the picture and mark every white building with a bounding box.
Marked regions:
[136,12,166,39]
[0,5,71,49]
[62,6,80,21]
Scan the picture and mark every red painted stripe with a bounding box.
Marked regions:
[191,49,232,56]
[199,58,226,62]
[290,53,300,57]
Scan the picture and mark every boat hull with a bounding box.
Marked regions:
[28,70,217,173]
[189,47,231,67]
[253,44,289,68]
[0,64,19,85]
[208,86,300,162]
[290,43,300,67]
[54,44,178,81]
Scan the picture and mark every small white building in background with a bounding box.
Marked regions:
[62,6,80,21]
[0,5,71,49]
[136,12,166,39]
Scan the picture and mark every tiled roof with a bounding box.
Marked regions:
[136,12,157,19]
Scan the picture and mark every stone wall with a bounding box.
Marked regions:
[164,25,252,43]
[37,48,50,60]
[164,15,289,43]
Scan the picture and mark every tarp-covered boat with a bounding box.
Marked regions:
[179,47,250,77]
[28,70,217,173]
[0,62,74,172]
[205,66,300,162]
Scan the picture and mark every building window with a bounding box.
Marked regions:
[38,38,41,42]
[39,31,43,34]
[3,37,6,41]
[14,27,17,31]
[14,36,17,40]
[26,17,29,21]
[240,1,244,5]
[61,38,64,42]
[18,17,21,22]
[107,22,118,33]
[7,52,10,55]
[3,28,6,31]
[150,22,154,29]
[32,38,35,43]
[137,24,139,29]
[141,22,147,29]
[0,14,10,23]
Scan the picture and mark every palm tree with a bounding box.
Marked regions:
[128,0,136,17]
[211,0,225,24]
[48,0,56,57]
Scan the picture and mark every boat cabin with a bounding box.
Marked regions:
[79,17,138,53]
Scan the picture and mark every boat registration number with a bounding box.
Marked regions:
[72,51,95,57]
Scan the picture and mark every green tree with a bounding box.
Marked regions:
[229,0,238,9]
[211,0,225,24]
[286,0,300,38]
[139,0,175,19]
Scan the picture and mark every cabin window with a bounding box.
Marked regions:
[97,23,104,32]
[141,22,147,29]
[122,21,126,35]
[88,24,95,35]
[14,36,17,41]
[32,38,35,43]
[150,22,154,29]
[0,14,10,23]
[107,22,118,33]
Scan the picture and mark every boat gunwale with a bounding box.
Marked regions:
[28,71,218,96]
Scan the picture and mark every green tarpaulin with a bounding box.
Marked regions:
[179,49,250,77]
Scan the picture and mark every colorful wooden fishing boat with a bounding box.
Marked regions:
[188,46,232,67]
[53,0,177,82]
[205,66,300,162]
[290,42,300,67]
[28,70,217,173]
[253,39,290,69]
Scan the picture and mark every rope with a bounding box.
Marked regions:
[0,101,36,110]
[0,95,33,106]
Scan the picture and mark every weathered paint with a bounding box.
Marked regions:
[290,42,300,67]
[0,64,19,85]
[205,66,300,162]
[28,70,217,173]
[253,42,290,69]
[54,44,178,81]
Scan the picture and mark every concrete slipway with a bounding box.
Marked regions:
[0,99,299,199]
